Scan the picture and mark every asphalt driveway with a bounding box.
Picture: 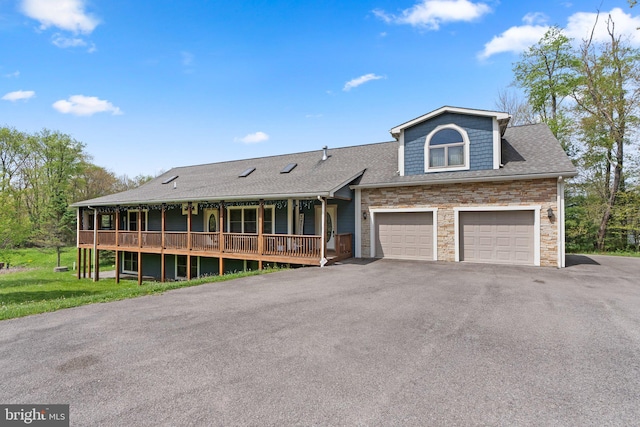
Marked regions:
[1,255,639,426]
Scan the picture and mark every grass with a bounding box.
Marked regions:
[0,247,282,321]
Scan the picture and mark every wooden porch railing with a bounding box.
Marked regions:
[192,232,220,252]
[224,233,258,254]
[263,234,321,258]
[165,232,188,250]
[77,230,338,262]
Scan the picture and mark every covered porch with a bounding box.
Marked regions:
[77,198,353,284]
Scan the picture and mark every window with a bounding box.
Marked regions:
[425,125,469,172]
[228,206,274,234]
[127,210,148,231]
[123,252,138,273]
[99,214,114,230]
[176,255,199,279]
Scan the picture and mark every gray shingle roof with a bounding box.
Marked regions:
[73,122,576,207]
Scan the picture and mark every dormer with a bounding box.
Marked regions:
[391,106,511,176]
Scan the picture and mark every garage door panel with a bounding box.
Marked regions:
[460,211,534,265]
[375,212,433,260]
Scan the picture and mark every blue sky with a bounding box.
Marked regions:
[2,0,639,177]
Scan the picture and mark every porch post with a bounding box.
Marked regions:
[320,197,327,267]
[95,249,100,282]
[93,210,98,281]
[76,208,80,279]
[219,201,225,252]
[137,252,143,286]
[82,248,87,278]
[114,208,120,283]
[258,200,264,270]
[219,201,225,276]
[88,249,92,279]
[137,205,142,250]
[115,208,120,248]
[287,199,293,235]
[187,202,192,280]
[161,204,166,282]
[115,250,120,283]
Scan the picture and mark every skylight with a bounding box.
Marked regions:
[280,163,297,174]
[161,175,178,184]
[239,167,256,177]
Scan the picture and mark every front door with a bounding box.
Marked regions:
[315,205,337,251]
[204,209,218,232]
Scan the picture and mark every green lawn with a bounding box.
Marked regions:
[0,247,280,321]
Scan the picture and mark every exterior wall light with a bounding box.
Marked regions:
[363,211,367,220]
[547,207,554,220]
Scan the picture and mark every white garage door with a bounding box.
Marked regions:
[375,212,433,260]
[460,211,535,265]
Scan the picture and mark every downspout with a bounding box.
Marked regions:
[317,196,327,267]
[557,176,566,268]
[88,206,98,281]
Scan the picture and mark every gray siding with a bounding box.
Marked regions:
[404,113,494,175]
[333,184,353,200]
[141,253,161,278]
[274,205,289,234]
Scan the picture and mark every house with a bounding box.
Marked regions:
[72,106,577,283]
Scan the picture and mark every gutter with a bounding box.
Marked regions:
[350,171,578,190]
[71,191,336,208]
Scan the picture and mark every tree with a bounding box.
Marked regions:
[27,130,85,266]
[513,26,579,154]
[494,88,537,126]
[573,15,640,250]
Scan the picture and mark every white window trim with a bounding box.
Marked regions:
[226,206,275,234]
[453,206,541,266]
[127,209,148,231]
[424,124,470,173]
[122,251,138,275]
[368,207,438,261]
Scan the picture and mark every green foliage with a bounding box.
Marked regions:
[513,26,579,151]
[512,16,640,254]
[565,192,599,252]
[0,126,155,253]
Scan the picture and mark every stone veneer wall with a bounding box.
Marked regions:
[361,178,559,267]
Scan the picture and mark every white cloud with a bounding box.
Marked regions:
[21,0,99,33]
[52,34,86,48]
[522,12,548,26]
[478,24,549,59]
[343,73,385,91]
[565,8,640,46]
[479,7,640,59]
[374,0,491,30]
[52,95,122,116]
[2,90,35,101]
[235,132,269,144]
[4,71,20,78]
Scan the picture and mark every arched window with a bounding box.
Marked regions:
[425,124,470,171]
